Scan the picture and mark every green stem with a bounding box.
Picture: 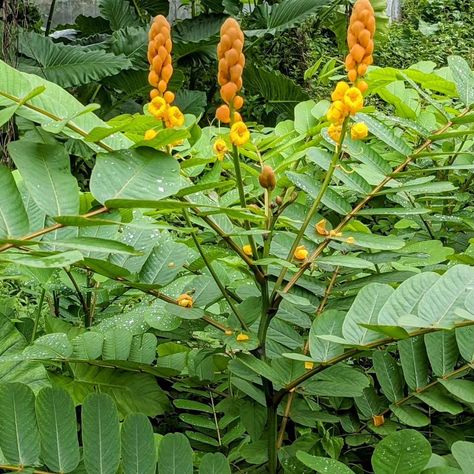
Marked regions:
[64,269,89,326]
[267,402,278,474]
[31,288,46,342]
[231,144,259,260]
[271,122,347,300]
[183,209,249,331]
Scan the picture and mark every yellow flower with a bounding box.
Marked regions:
[304,361,314,370]
[345,236,356,245]
[326,100,348,123]
[230,121,250,146]
[344,87,364,115]
[351,122,369,140]
[294,245,308,261]
[165,106,185,128]
[177,294,193,308]
[243,244,253,256]
[148,96,168,120]
[225,329,233,336]
[236,333,249,342]
[315,218,329,236]
[373,414,385,427]
[213,138,228,160]
[328,123,342,143]
[144,129,157,141]
[331,81,350,102]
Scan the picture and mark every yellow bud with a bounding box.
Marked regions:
[225,329,233,336]
[315,218,329,236]
[345,236,356,244]
[294,245,308,261]
[144,129,157,140]
[373,414,385,427]
[236,333,249,342]
[242,244,253,256]
[304,361,314,370]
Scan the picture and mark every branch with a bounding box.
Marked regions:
[273,318,474,406]
[0,206,109,253]
[273,107,471,306]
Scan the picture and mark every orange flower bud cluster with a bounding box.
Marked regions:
[146,15,185,133]
[345,0,375,84]
[216,18,245,124]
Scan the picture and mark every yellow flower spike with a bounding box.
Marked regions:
[177,294,193,308]
[328,123,342,143]
[294,245,308,261]
[351,122,369,140]
[304,361,314,370]
[144,129,158,141]
[230,121,250,146]
[331,81,350,102]
[346,236,356,244]
[165,106,185,128]
[315,218,329,236]
[343,87,364,115]
[326,100,348,123]
[213,138,228,160]
[242,244,253,256]
[236,333,249,342]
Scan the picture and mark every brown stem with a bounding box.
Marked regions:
[0,206,109,253]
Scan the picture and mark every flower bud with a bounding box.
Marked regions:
[258,165,276,191]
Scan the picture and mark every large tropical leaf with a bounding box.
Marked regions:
[99,0,141,31]
[244,64,309,119]
[246,0,333,36]
[20,32,132,88]
[0,166,29,238]
[0,59,132,150]
[8,141,79,217]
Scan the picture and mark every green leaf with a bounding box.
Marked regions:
[379,272,439,326]
[0,59,132,150]
[390,405,430,427]
[157,433,193,474]
[90,148,181,206]
[240,400,267,441]
[99,0,141,30]
[0,166,29,238]
[342,137,392,175]
[424,331,458,377]
[286,171,352,215]
[317,255,376,271]
[82,393,121,474]
[121,413,156,474]
[355,113,412,155]
[72,332,104,360]
[199,453,231,474]
[309,310,345,363]
[439,379,474,404]
[416,386,463,415]
[174,89,207,116]
[0,251,84,269]
[294,100,318,134]
[418,265,474,327]
[373,351,405,403]
[8,141,79,216]
[456,326,474,362]
[372,429,431,474]
[20,32,132,88]
[340,232,405,250]
[448,56,474,107]
[398,336,429,391]
[35,387,80,473]
[103,329,133,360]
[342,283,394,345]
[296,451,355,473]
[0,383,40,466]
[451,441,474,474]
[244,63,309,118]
[246,0,332,36]
[307,148,372,194]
